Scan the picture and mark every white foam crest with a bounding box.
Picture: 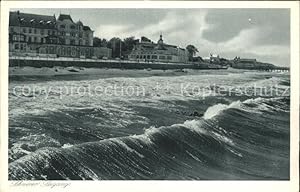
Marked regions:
[62,143,73,148]
[243,97,265,104]
[110,138,144,158]
[182,119,207,134]
[212,131,234,146]
[130,126,159,145]
[203,101,242,119]
[243,97,289,113]
[228,148,243,157]
[185,150,202,163]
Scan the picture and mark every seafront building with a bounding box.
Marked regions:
[128,35,189,63]
[9,11,112,59]
[232,57,275,69]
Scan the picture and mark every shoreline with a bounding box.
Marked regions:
[9,66,282,78]
[9,67,254,83]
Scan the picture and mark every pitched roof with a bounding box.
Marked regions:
[83,26,91,31]
[9,11,56,29]
[57,14,74,22]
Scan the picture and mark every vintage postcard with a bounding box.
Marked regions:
[0,1,299,192]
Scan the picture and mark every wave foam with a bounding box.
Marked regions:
[203,101,242,119]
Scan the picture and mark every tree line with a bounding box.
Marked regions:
[93,36,199,61]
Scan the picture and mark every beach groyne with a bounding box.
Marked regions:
[9,57,227,70]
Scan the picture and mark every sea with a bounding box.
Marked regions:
[8,69,290,180]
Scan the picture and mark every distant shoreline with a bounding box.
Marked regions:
[9,57,228,71]
[9,67,253,82]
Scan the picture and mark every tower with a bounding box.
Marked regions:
[158,33,163,45]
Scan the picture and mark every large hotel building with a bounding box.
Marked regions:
[129,35,189,63]
[9,11,112,59]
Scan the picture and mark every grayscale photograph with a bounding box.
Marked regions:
[8,8,290,180]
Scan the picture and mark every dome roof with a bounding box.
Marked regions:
[76,20,83,26]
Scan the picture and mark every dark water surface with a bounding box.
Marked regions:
[8,69,290,180]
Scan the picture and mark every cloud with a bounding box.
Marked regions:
[95,10,209,47]
[95,25,133,39]
[13,8,290,66]
[94,9,289,66]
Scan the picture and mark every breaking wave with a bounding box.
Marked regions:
[9,96,290,180]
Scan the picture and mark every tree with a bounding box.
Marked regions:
[141,36,152,43]
[186,45,199,61]
[123,36,137,52]
[122,36,139,58]
[101,38,108,47]
[93,37,102,47]
[107,37,122,58]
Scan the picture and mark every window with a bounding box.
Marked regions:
[14,44,19,49]
[60,39,65,44]
[152,55,158,59]
[20,44,24,50]
[70,39,75,45]
[49,46,54,54]
[61,31,65,36]
[79,33,82,38]
[34,29,37,34]
[159,56,166,60]
[13,36,18,41]
[60,25,65,29]
[41,29,44,35]
[28,37,32,43]
[10,27,14,33]
[71,32,75,37]
[34,37,37,42]
[48,30,51,35]
[22,28,27,33]
[67,47,71,55]
[70,25,75,29]
[71,47,76,56]
[52,30,55,35]
[147,55,150,59]
[167,56,172,60]
[29,28,32,33]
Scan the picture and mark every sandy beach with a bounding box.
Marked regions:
[9,66,247,79]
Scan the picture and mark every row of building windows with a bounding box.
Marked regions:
[59,24,81,30]
[10,27,56,36]
[14,43,26,50]
[9,27,90,39]
[10,26,85,34]
[42,46,93,57]
[12,35,46,43]
[131,54,173,60]
[11,34,90,46]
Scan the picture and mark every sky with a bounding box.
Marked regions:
[12,8,290,66]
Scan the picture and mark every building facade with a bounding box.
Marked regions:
[9,11,111,59]
[128,35,188,63]
[232,57,275,69]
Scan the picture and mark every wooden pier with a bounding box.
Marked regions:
[260,67,289,72]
